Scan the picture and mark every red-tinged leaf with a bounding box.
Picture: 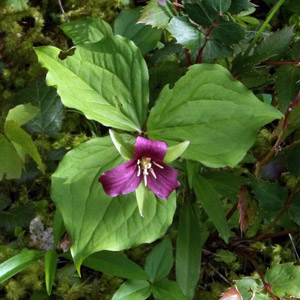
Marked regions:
[220,287,243,300]
[238,186,258,232]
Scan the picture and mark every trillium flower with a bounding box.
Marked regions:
[99,136,180,199]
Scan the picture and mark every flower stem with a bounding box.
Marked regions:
[244,0,286,57]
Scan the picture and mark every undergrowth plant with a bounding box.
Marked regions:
[1,0,300,299]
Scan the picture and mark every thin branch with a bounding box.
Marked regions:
[185,48,192,66]
[58,0,70,23]
[208,263,232,286]
[261,60,299,66]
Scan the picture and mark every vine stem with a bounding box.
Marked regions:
[254,183,299,243]
[196,13,223,64]
[255,92,300,177]
[262,60,299,66]
[244,0,286,57]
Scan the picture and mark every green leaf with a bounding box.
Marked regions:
[16,79,65,135]
[114,8,162,55]
[5,120,45,173]
[164,141,190,163]
[176,201,208,299]
[185,0,231,26]
[51,137,176,273]
[82,251,149,280]
[0,202,35,232]
[288,192,300,225]
[28,291,49,300]
[229,0,255,14]
[53,210,65,248]
[202,40,233,62]
[2,0,28,11]
[0,194,10,211]
[112,280,151,300]
[34,35,149,132]
[147,64,282,168]
[275,65,300,112]
[0,250,44,283]
[145,238,173,282]
[167,17,205,51]
[45,250,57,295]
[6,104,39,126]
[265,263,300,298]
[60,17,113,44]
[252,181,287,211]
[138,0,175,29]
[136,183,147,217]
[152,279,189,300]
[109,130,135,160]
[0,134,23,180]
[193,175,230,243]
[211,19,245,45]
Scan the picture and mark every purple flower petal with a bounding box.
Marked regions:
[134,136,167,162]
[147,163,180,199]
[99,160,142,197]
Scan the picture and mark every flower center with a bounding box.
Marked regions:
[137,156,164,186]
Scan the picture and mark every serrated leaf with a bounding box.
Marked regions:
[252,180,288,211]
[193,175,229,243]
[275,65,300,113]
[238,186,257,232]
[152,279,189,300]
[60,17,113,44]
[265,263,300,298]
[211,19,245,45]
[112,280,151,300]
[164,141,190,163]
[167,17,205,51]
[145,238,173,282]
[109,130,135,160]
[202,40,233,62]
[5,120,45,173]
[138,0,175,29]
[35,35,149,132]
[16,79,65,135]
[0,134,23,180]
[82,251,149,280]
[0,250,44,283]
[6,104,39,126]
[45,250,57,295]
[219,287,242,300]
[51,137,176,273]
[147,64,282,168]
[114,8,162,55]
[185,0,231,26]
[176,201,208,299]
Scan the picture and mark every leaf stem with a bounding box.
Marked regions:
[261,60,299,66]
[244,0,286,57]
[185,49,192,66]
[196,14,223,64]
[58,0,70,23]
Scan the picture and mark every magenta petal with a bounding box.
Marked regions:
[147,163,180,199]
[99,160,142,197]
[134,136,167,162]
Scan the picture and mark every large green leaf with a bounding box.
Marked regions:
[145,238,173,282]
[5,120,45,173]
[51,137,176,272]
[60,17,113,44]
[176,201,208,299]
[167,17,205,51]
[6,104,39,126]
[16,79,65,135]
[0,134,23,180]
[138,0,175,29]
[34,35,149,132]
[44,250,57,295]
[112,280,151,300]
[193,175,229,242]
[82,251,149,280]
[152,279,189,300]
[0,250,44,283]
[114,8,162,55]
[147,64,282,168]
[265,263,300,298]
